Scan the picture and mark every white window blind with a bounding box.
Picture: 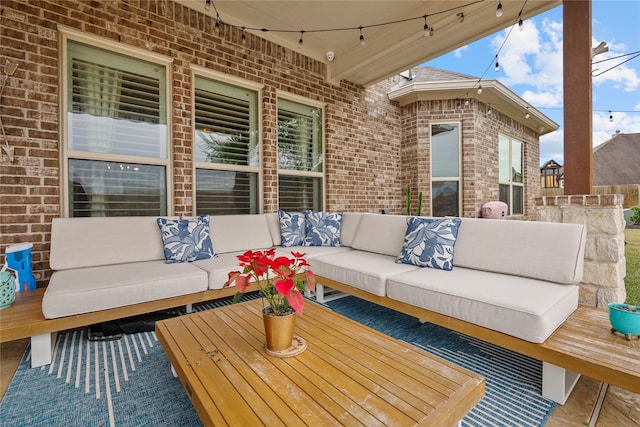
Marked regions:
[64,39,169,217]
[194,76,260,215]
[278,175,323,212]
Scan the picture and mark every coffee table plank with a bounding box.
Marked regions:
[156,317,267,426]
[185,313,307,426]
[219,303,415,425]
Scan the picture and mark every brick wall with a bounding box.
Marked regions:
[0,0,542,288]
[0,0,402,286]
[400,98,539,219]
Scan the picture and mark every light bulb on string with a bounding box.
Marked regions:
[609,111,613,122]
[205,0,211,12]
[477,85,483,95]
[241,27,246,45]
[423,16,433,37]
[494,59,500,72]
[298,31,304,49]
[525,107,530,119]
[496,1,503,18]
[457,12,465,23]
[487,104,492,115]
[359,27,365,45]
[465,98,470,107]
[518,18,524,31]
[214,14,220,34]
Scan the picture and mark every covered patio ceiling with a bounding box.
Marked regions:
[176,0,561,86]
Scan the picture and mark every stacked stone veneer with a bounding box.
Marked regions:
[536,194,627,307]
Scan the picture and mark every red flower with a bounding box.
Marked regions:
[226,249,315,316]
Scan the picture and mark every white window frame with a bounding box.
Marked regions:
[430,121,462,217]
[191,66,264,215]
[276,91,325,211]
[58,26,173,217]
[499,133,524,216]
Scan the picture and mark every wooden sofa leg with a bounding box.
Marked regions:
[542,362,581,404]
[30,332,57,368]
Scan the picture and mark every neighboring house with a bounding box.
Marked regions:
[540,159,564,189]
[0,1,557,285]
[593,132,640,186]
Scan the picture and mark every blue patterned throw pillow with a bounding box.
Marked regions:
[304,211,343,246]
[278,210,306,247]
[396,217,462,271]
[156,215,217,263]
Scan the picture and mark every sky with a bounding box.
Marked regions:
[424,0,640,166]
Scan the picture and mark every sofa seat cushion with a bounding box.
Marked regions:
[310,250,420,296]
[274,246,352,260]
[42,261,208,319]
[386,267,579,343]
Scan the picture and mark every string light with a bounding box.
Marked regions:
[457,12,465,23]
[487,104,492,115]
[241,26,246,44]
[477,84,483,94]
[205,0,211,12]
[214,14,221,34]
[359,26,365,45]
[518,18,524,31]
[496,1,503,18]
[423,15,433,37]
[298,31,304,49]
[494,56,500,72]
[525,107,530,119]
[609,111,613,122]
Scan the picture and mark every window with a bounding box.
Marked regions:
[499,134,524,215]
[277,97,324,211]
[62,32,170,217]
[431,123,461,217]
[193,74,260,215]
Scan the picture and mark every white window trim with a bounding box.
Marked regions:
[275,91,326,209]
[58,26,174,217]
[191,66,264,214]
[499,133,525,216]
[429,121,462,217]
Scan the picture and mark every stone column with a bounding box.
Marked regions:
[536,194,626,307]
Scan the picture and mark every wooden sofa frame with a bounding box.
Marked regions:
[314,277,640,404]
[0,284,258,368]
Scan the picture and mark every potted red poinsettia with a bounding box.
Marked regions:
[225,248,316,352]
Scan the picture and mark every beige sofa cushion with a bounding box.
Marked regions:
[310,250,419,296]
[453,218,586,284]
[386,266,579,343]
[210,214,274,254]
[50,216,175,270]
[42,261,208,319]
[351,214,409,256]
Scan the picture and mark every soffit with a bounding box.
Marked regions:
[174,0,561,87]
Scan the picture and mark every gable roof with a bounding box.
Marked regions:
[593,132,640,185]
[388,66,559,135]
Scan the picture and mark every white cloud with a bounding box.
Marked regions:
[453,45,468,58]
[593,111,640,148]
[540,130,565,164]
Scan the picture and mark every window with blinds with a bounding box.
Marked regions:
[277,98,324,211]
[64,40,169,217]
[194,76,260,215]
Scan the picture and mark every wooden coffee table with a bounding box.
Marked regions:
[156,298,484,426]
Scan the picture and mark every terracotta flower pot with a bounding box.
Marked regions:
[262,307,296,351]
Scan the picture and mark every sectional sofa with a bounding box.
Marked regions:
[44,212,586,402]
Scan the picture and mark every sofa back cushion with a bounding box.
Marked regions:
[351,213,409,256]
[210,214,274,254]
[50,216,173,270]
[454,218,586,284]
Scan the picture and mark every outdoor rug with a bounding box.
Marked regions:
[0,294,555,426]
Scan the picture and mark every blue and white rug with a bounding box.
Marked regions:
[0,295,555,426]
